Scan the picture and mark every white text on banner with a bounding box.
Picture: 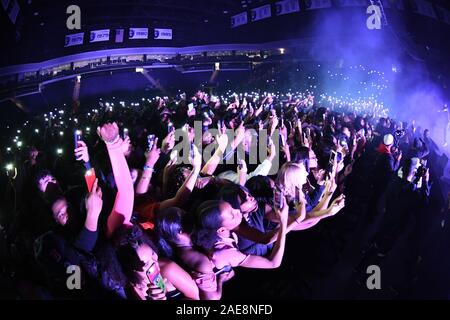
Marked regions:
[90,29,110,43]
[275,0,300,16]
[129,27,149,39]
[304,0,332,10]
[231,12,248,28]
[65,32,84,47]
[154,28,172,40]
[251,4,272,22]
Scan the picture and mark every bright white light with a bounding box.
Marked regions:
[57,148,63,155]
[76,75,81,81]
[59,131,64,136]
[35,129,39,133]
[6,147,11,152]
[279,48,285,54]
[136,67,144,73]
[17,141,22,147]
[6,164,13,171]
[86,127,90,132]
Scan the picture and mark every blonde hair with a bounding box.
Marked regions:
[276,162,306,198]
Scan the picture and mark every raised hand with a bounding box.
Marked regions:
[162,131,176,153]
[85,178,103,218]
[122,135,132,155]
[237,158,247,174]
[145,137,161,167]
[329,194,345,215]
[97,122,120,144]
[74,140,90,163]
[190,143,202,171]
[216,130,229,152]
[147,282,166,300]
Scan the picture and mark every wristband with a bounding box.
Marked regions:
[104,135,120,145]
[83,161,92,170]
[143,165,154,172]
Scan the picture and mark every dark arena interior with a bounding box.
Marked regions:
[1,0,450,303]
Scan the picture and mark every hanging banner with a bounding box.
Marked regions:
[65,32,84,47]
[251,4,271,22]
[231,12,248,28]
[154,28,172,40]
[129,27,148,39]
[90,29,110,43]
[115,29,124,43]
[275,0,300,16]
[304,0,332,10]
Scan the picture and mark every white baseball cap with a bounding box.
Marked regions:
[383,134,394,146]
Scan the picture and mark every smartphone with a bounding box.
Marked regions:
[190,143,195,159]
[85,168,96,193]
[188,103,194,112]
[238,158,244,170]
[74,130,82,149]
[329,150,337,168]
[337,151,343,163]
[273,188,285,210]
[167,122,174,133]
[280,134,286,147]
[123,128,129,139]
[147,134,155,150]
[146,262,166,292]
[215,265,232,276]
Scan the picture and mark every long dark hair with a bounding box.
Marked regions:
[155,207,193,258]
[191,200,223,253]
[218,184,248,210]
[115,224,158,286]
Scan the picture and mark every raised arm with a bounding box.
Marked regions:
[135,138,161,195]
[73,178,103,253]
[239,197,288,269]
[98,123,134,237]
[201,127,228,176]
[159,144,202,211]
